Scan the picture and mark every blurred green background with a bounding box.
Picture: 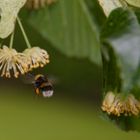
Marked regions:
[0,0,140,139]
[0,80,140,140]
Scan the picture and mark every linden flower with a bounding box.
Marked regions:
[0,45,28,78]
[124,94,140,116]
[102,91,115,114]
[101,91,140,116]
[26,0,56,9]
[23,47,49,70]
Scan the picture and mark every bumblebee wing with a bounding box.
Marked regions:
[20,73,35,84]
[45,75,59,85]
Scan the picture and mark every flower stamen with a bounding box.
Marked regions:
[102,91,140,116]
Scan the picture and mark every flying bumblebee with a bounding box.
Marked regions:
[22,73,53,98]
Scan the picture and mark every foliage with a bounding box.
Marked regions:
[101,8,140,93]
[0,0,26,38]
[23,0,102,66]
[124,0,140,8]
[101,7,140,131]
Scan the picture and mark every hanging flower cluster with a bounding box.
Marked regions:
[0,46,28,78]
[101,91,140,116]
[24,47,49,70]
[0,16,50,78]
[0,45,49,78]
[26,0,57,9]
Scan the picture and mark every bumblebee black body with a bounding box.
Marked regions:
[34,74,53,97]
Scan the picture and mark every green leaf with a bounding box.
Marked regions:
[102,43,122,93]
[24,0,101,65]
[0,0,26,38]
[85,0,106,29]
[101,8,140,93]
[124,0,140,8]
[133,8,140,24]
[131,64,140,98]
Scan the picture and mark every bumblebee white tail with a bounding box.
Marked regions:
[42,90,53,98]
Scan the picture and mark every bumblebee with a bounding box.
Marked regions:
[34,74,53,97]
[22,73,53,97]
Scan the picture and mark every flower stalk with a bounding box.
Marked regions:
[17,17,32,48]
[9,31,15,49]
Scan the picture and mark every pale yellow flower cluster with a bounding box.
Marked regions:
[101,91,140,116]
[26,0,56,9]
[0,46,49,78]
[24,47,49,69]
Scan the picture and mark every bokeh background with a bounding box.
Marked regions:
[0,0,140,139]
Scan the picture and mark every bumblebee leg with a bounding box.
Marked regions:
[35,88,40,95]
